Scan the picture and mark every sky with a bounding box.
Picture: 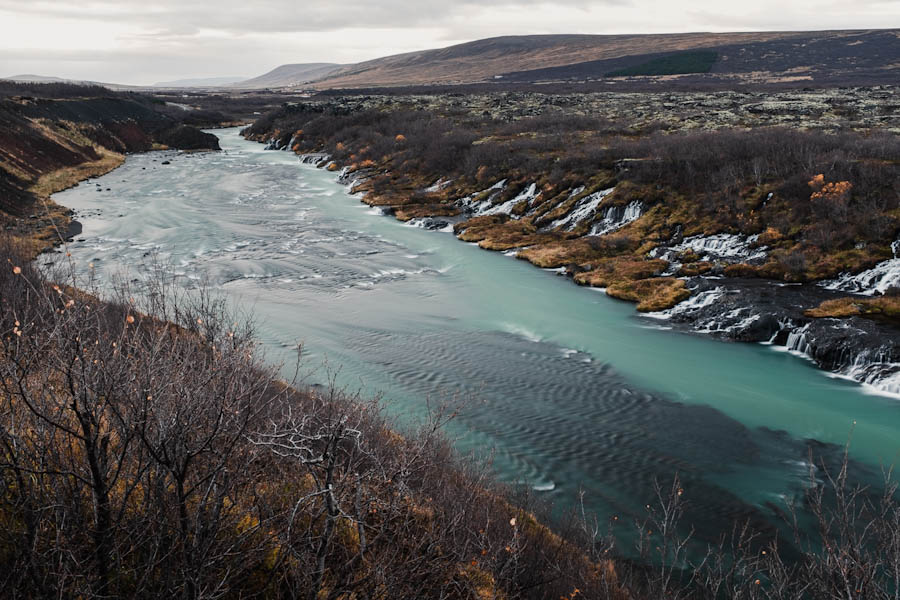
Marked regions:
[0,0,897,85]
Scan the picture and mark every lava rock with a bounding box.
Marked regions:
[153,125,220,151]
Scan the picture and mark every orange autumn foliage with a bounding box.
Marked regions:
[808,173,853,203]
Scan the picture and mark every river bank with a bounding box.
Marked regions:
[242,90,900,394]
[41,125,900,597]
[0,87,222,257]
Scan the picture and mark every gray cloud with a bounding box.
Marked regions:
[0,0,895,85]
[0,0,621,34]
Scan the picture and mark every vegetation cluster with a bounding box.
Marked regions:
[0,243,630,599]
[604,50,719,77]
[245,99,900,313]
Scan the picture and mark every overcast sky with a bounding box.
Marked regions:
[0,0,897,85]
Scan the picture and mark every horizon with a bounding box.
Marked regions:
[1,0,897,85]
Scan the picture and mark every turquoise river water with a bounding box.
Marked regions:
[48,127,900,545]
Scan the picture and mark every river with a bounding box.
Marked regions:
[47,127,900,546]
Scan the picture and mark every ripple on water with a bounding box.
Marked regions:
[341,325,860,548]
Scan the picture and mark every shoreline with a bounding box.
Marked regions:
[249,133,900,399]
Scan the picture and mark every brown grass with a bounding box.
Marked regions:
[606,277,691,312]
[805,295,900,323]
[573,257,668,288]
[394,204,460,221]
[457,215,559,250]
[517,238,600,268]
[678,261,714,277]
[18,147,125,258]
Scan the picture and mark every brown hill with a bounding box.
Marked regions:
[235,63,342,88]
[300,29,897,88]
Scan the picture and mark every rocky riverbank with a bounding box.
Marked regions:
[0,91,220,256]
[242,87,900,393]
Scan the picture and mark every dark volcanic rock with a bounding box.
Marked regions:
[63,220,82,241]
[648,277,900,392]
[154,125,220,151]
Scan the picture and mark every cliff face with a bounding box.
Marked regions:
[0,95,219,255]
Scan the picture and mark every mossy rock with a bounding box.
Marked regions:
[678,261,713,277]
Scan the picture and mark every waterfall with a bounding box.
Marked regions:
[424,178,453,193]
[405,218,454,233]
[479,183,539,217]
[549,188,614,231]
[589,200,643,236]
[843,349,900,395]
[784,323,812,358]
[821,242,900,295]
[646,287,726,320]
[671,234,767,262]
[457,180,507,213]
[298,153,330,165]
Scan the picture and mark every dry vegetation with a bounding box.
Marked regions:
[244,96,899,313]
[4,84,900,596]
[805,293,900,323]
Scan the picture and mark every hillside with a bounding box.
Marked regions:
[2,74,141,91]
[243,29,898,89]
[0,84,220,256]
[501,29,900,85]
[235,62,342,88]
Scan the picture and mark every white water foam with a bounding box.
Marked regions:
[671,234,767,262]
[645,287,726,320]
[590,199,643,236]
[500,322,543,343]
[479,183,540,217]
[821,242,900,296]
[457,179,507,213]
[549,188,615,231]
[423,178,453,193]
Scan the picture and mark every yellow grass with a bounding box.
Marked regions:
[28,147,124,199]
[606,277,690,312]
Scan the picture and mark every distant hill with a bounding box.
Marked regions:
[3,74,139,91]
[5,74,71,83]
[242,29,899,89]
[153,76,247,88]
[234,63,342,88]
[500,29,899,85]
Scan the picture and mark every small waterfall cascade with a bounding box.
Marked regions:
[457,180,507,213]
[671,234,767,262]
[785,323,813,357]
[549,187,615,231]
[298,153,330,165]
[424,178,453,193]
[646,287,726,320]
[589,200,643,236]
[822,239,900,295]
[479,183,540,217]
[843,348,900,395]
